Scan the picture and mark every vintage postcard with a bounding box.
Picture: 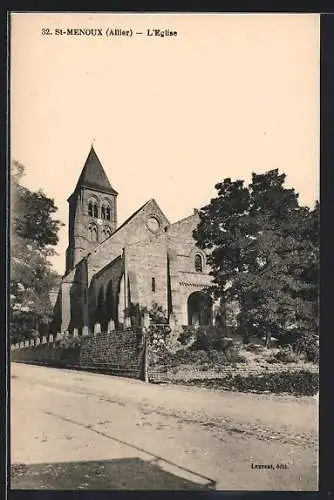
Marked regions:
[9,12,319,491]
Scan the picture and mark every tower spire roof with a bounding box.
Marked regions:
[71,145,118,198]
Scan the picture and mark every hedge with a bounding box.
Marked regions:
[177,369,319,396]
[149,348,246,367]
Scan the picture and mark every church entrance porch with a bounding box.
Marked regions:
[187,291,213,326]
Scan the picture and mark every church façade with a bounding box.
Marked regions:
[52,146,218,333]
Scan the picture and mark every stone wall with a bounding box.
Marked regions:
[87,199,170,281]
[11,329,145,380]
[126,238,168,312]
[89,256,123,329]
[166,213,213,325]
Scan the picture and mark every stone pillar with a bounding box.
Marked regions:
[20,341,24,348]
[56,332,63,341]
[48,334,54,343]
[82,326,89,337]
[30,339,35,346]
[142,311,150,329]
[42,336,47,344]
[24,340,29,348]
[35,337,41,346]
[15,343,20,350]
[61,281,71,332]
[107,319,115,332]
[64,330,69,338]
[118,275,125,326]
[169,312,176,330]
[124,316,131,329]
[73,328,78,338]
[123,247,129,313]
[94,323,101,336]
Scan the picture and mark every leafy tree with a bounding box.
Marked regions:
[11,161,63,252]
[136,303,169,325]
[10,161,64,343]
[193,169,319,347]
[147,303,169,324]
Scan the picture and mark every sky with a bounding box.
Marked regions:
[11,13,320,275]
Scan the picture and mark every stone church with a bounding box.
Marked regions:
[52,146,218,334]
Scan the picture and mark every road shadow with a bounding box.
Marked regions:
[11,458,217,490]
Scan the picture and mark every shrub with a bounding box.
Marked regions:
[269,345,301,364]
[185,369,319,396]
[215,337,234,352]
[179,326,198,345]
[294,335,319,363]
[207,350,225,364]
[231,370,319,396]
[224,346,245,363]
[277,330,301,347]
[235,353,248,363]
[192,326,226,350]
[150,346,248,368]
[206,347,247,365]
[173,349,210,365]
[148,324,171,348]
[243,343,265,353]
[147,303,169,324]
[266,356,280,364]
[55,336,83,349]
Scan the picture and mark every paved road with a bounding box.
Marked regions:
[10,362,318,491]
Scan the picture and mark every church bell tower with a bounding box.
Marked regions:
[65,145,118,274]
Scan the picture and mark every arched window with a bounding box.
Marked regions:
[88,199,99,218]
[195,254,203,273]
[88,224,98,242]
[101,203,111,221]
[102,227,112,241]
[88,202,93,217]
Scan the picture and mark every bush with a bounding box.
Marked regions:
[207,350,225,364]
[55,336,83,349]
[215,337,234,351]
[192,326,226,350]
[185,369,319,396]
[224,346,246,363]
[169,349,210,366]
[150,346,247,368]
[206,349,246,364]
[268,345,301,364]
[148,324,172,348]
[147,303,169,324]
[294,335,319,363]
[179,326,198,345]
[235,353,248,363]
[231,370,318,396]
[243,343,265,353]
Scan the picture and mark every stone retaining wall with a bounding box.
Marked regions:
[11,329,145,380]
